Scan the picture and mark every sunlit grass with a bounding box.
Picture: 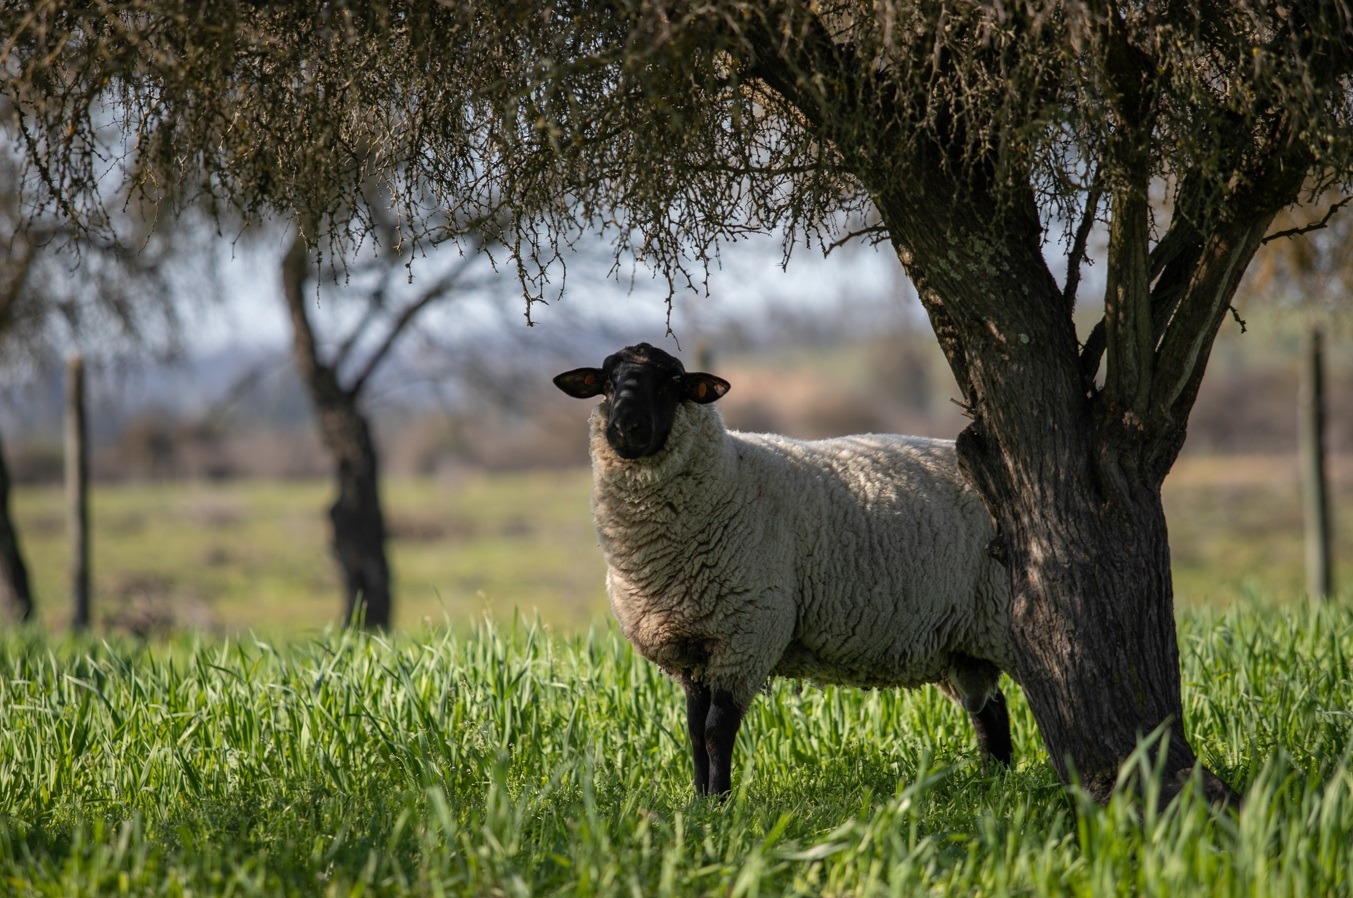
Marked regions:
[1,602,1350,896]
[11,470,604,634]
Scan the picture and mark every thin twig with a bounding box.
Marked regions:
[1261,195,1353,244]
[824,223,890,255]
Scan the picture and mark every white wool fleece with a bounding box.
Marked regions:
[587,400,1013,711]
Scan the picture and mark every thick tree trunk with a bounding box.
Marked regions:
[960,423,1199,801]
[874,187,1237,806]
[320,397,392,629]
[0,425,35,623]
[282,234,393,629]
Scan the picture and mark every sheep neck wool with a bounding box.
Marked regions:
[587,400,728,493]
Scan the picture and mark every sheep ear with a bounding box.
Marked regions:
[682,373,730,404]
[553,367,606,398]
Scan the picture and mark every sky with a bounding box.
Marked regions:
[195,224,921,358]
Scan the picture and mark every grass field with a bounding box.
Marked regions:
[8,454,1352,634]
[1,602,1350,896]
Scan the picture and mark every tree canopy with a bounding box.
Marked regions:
[7,2,1349,307]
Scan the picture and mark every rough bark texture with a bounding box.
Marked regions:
[0,426,34,623]
[282,234,392,629]
[867,182,1293,806]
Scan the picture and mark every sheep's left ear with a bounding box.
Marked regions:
[681,373,730,403]
[554,367,606,398]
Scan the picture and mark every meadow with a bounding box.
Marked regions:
[4,455,1352,895]
[0,603,1350,897]
[8,453,1352,634]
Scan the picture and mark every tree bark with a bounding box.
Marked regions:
[0,423,35,623]
[281,233,393,629]
[739,9,1320,806]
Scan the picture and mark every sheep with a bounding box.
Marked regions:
[554,342,1015,797]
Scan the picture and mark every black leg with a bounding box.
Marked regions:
[970,688,1012,767]
[683,680,713,795]
[705,689,744,798]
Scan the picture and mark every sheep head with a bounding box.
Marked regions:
[553,343,730,459]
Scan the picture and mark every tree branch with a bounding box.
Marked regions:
[824,223,889,255]
[281,229,329,390]
[1101,176,1155,417]
[347,242,483,396]
[1261,195,1353,244]
[1062,181,1102,309]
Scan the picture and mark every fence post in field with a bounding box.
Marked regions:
[66,355,91,631]
[1300,324,1334,601]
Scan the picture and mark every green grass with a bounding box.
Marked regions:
[11,471,605,634]
[2,603,1351,897]
[9,458,1351,634]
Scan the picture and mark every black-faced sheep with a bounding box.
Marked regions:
[555,343,1014,797]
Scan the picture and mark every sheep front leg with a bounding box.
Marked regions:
[705,688,744,797]
[682,680,745,797]
[683,679,712,794]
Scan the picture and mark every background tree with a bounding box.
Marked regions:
[4,1,1352,804]
[0,98,192,624]
[278,206,497,629]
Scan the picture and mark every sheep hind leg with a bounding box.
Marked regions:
[945,656,1012,767]
[969,689,1012,767]
[683,679,713,795]
[705,688,744,798]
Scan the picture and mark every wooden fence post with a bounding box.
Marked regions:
[1301,324,1334,601]
[67,355,91,631]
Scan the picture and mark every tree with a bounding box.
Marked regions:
[4,1,1351,805]
[278,213,494,629]
[0,96,192,624]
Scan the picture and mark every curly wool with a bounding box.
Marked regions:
[588,400,1013,711]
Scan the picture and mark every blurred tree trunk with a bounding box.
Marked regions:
[281,233,392,629]
[1301,323,1334,600]
[0,425,34,623]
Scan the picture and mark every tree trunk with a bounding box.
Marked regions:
[872,186,1244,806]
[0,424,35,623]
[281,233,393,629]
[959,422,1199,801]
[321,396,392,629]
[1301,323,1334,601]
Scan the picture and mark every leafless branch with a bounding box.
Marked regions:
[1061,182,1102,308]
[1261,195,1353,244]
[348,242,484,395]
[824,223,890,255]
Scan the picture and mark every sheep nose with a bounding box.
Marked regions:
[614,416,650,441]
[607,406,653,453]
